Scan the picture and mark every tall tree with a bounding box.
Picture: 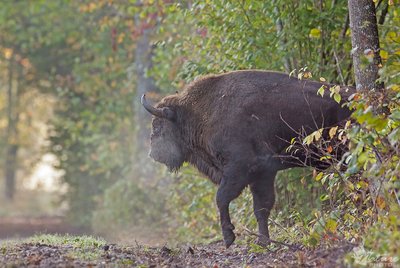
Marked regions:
[131,2,162,183]
[4,54,18,200]
[0,0,72,200]
[348,0,388,205]
[134,26,158,182]
[348,0,383,91]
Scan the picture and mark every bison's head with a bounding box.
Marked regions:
[141,94,186,171]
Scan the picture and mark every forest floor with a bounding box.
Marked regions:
[0,216,359,267]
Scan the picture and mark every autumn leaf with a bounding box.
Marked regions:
[309,28,321,38]
[327,146,333,153]
[380,50,388,60]
[325,219,338,233]
[376,196,386,209]
[315,129,323,141]
[329,126,338,139]
[315,172,324,181]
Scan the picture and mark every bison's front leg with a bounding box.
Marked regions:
[249,173,276,246]
[216,170,247,248]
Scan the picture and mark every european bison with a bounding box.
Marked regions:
[141,70,354,248]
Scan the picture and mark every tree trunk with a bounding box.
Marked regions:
[348,0,383,91]
[348,0,385,210]
[273,6,291,73]
[4,56,20,201]
[133,22,158,184]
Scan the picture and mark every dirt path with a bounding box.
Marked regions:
[0,217,356,267]
[0,238,354,267]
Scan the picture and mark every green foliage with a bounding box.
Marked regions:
[345,213,400,266]
[168,166,328,245]
[364,214,400,261]
[151,0,352,89]
[0,0,137,224]
[301,4,399,257]
[167,166,221,243]
[274,168,323,223]
[43,2,136,226]
[92,179,166,234]
[49,75,134,225]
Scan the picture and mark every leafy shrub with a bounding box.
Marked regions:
[167,164,329,244]
[92,179,166,234]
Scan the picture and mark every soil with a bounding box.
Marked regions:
[0,216,355,267]
[0,240,355,267]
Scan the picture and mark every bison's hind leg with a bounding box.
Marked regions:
[249,169,277,246]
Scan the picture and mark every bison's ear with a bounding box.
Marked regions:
[141,94,176,121]
[161,107,176,121]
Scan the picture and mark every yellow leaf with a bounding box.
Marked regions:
[304,71,312,79]
[3,48,13,59]
[314,128,323,141]
[304,129,323,144]
[359,181,369,189]
[118,33,125,44]
[333,85,341,94]
[325,219,337,233]
[298,72,304,80]
[387,31,397,39]
[309,28,321,38]
[376,196,386,209]
[380,50,389,60]
[329,126,338,139]
[391,85,400,91]
[315,172,324,181]
[303,134,314,145]
[319,77,326,82]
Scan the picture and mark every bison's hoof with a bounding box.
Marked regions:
[222,228,236,248]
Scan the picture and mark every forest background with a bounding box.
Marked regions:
[0,0,399,264]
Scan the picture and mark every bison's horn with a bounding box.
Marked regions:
[141,94,175,121]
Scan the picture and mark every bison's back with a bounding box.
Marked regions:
[185,70,353,155]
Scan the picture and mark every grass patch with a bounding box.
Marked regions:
[30,234,106,261]
[1,234,107,262]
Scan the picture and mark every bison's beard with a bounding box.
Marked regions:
[149,139,185,172]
